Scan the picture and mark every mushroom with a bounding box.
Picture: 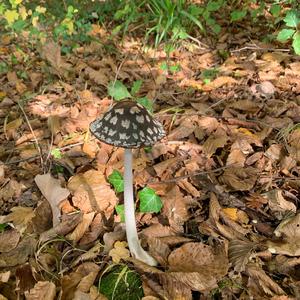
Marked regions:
[90,100,165,266]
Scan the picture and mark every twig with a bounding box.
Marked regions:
[231,43,290,53]
[17,101,45,172]
[146,165,229,184]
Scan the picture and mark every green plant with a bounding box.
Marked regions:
[108,170,124,193]
[108,80,154,112]
[113,0,206,47]
[110,170,163,219]
[277,9,300,54]
[201,67,219,84]
[98,264,143,300]
[0,0,92,53]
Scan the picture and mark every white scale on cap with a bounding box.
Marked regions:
[90,100,165,148]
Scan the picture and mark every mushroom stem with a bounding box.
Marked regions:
[124,148,157,266]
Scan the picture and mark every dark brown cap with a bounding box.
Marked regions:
[90,101,165,148]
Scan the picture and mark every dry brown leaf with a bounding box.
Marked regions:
[0,164,4,184]
[71,243,103,269]
[41,41,71,76]
[167,242,228,291]
[39,212,82,243]
[4,118,23,140]
[108,241,130,263]
[0,271,10,283]
[287,128,300,162]
[103,225,126,253]
[147,237,171,266]
[79,213,105,245]
[68,170,117,218]
[162,186,189,226]
[265,144,283,161]
[76,263,100,293]
[202,128,228,158]
[202,76,237,91]
[0,228,20,252]
[35,173,70,226]
[265,189,296,220]
[47,115,60,136]
[0,236,36,267]
[85,66,109,86]
[142,224,178,239]
[16,263,36,294]
[246,264,285,297]
[66,212,95,242]
[219,167,257,191]
[24,281,56,300]
[230,99,261,113]
[158,274,193,299]
[168,117,197,140]
[153,156,184,178]
[1,206,35,234]
[266,213,300,256]
[226,148,246,167]
[229,239,258,272]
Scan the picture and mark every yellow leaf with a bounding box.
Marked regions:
[62,18,74,34]
[4,10,19,25]
[35,6,46,14]
[109,241,130,263]
[18,6,28,20]
[223,208,238,221]
[31,16,39,27]
[0,91,6,100]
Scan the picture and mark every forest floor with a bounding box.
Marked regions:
[0,12,300,300]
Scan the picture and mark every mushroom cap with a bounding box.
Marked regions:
[90,101,165,148]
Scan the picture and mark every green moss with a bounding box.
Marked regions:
[99,265,143,300]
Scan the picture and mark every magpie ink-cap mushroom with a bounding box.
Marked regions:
[90,100,165,266]
[90,100,165,148]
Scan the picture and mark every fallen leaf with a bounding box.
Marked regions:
[2,207,35,234]
[68,170,117,218]
[109,241,130,263]
[66,212,95,242]
[35,173,70,226]
[25,281,56,300]
[0,236,36,267]
[219,167,257,191]
[202,76,237,91]
[246,264,285,297]
[0,228,20,252]
[264,189,296,220]
[167,241,228,291]
[202,128,228,158]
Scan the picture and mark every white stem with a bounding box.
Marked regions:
[124,148,157,266]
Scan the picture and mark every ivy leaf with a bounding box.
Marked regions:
[230,10,247,22]
[108,170,124,193]
[108,80,131,101]
[284,10,300,28]
[292,32,300,55]
[131,80,142,96]
[137,97,153,113]
[138,187,162,213]
[270,4,281,18]
[115,204,125,222]
[277,28,295,42]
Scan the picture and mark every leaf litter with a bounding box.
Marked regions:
[0,15,300,300]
